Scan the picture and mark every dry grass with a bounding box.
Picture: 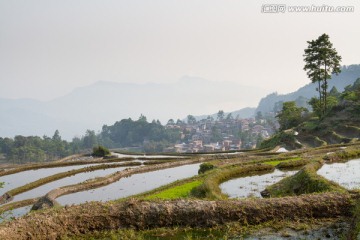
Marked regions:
[0,193,354,239]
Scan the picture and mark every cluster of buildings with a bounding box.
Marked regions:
[164,116,276,153]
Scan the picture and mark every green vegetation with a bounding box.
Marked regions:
[264,159,293,167]
[263,160,282,166]
[277,101,308,130]
[99,116,181,152]
[276,158,310,169]
[198,162,215,174]
[144,180,203,200]
[265,162,346,197]
[262,79,360,150]
[303,33,342,117]
[260,157,309,169]
[0,130,98,163]
[92,145,110,157]
[260,131,299,150]
[323,147,360,162]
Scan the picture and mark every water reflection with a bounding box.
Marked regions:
[0,164,102,195]
[220,169,297,198]
[0,205,31,223]
[57,163,200,205]
[317,159,360,190]
[12,167,133,202]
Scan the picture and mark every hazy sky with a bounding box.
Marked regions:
[1,0,359,100]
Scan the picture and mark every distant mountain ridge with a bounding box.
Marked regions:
[256,65,360,113]
[0,77,266,140]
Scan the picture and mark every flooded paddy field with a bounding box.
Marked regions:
[220,169,297,198]
[57,163,200,205]
[317,158,360,190]
[0,163,102,194]
[0,205,31,223]
[11,166,134,202]
[1,143,360,239]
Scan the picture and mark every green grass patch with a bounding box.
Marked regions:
[277,158,310,169]
[144,180,203,200]
[263,160,283,166]
[262,157,303,168]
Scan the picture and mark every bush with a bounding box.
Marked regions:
[92,146,110,157]
[260,131,297,149]
[198,163,215,174]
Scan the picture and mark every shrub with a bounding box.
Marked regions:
[92,145,110,157]
[198,163,215,174]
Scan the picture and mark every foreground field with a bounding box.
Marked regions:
[0,142,360,239]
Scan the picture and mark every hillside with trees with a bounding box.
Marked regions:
[261,34,360,150]
[256,64,360,114]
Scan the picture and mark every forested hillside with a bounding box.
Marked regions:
[261,78,360,150]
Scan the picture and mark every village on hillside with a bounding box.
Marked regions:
[163,112,278,153]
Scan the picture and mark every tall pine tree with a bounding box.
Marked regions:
[303,33,342,117]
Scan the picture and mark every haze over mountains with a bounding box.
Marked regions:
[2,65,359,140]
[0,76,267,140]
